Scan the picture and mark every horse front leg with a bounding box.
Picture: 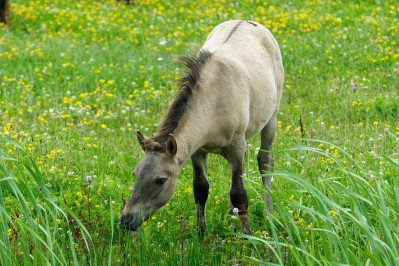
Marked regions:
[192,149,209,237]
[225,140,252,235]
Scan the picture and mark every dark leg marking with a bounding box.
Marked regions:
[0,0,9,25]
[224,140,252,235]
[257,116,277,214]
[192,149,209,236]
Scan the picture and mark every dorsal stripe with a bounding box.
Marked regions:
[223,20,244,44]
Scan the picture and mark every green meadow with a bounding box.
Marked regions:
[1,0,398,264]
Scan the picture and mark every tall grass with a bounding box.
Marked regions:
[242,139,399,264]
[0,137,94,265]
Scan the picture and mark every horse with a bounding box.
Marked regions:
[119,20,284,235]
[0,0,9,26]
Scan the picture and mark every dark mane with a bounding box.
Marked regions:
[151,49,212,147]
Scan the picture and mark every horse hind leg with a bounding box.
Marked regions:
[257,115,277,214]
[192,149,209,237]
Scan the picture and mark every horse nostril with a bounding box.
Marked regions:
[119,216,131,230]
[120,213,135,226]
[120,214,127,223]
[119,213,143,231]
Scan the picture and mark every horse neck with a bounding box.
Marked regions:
[173,104,209,168]
[169,63,220,168]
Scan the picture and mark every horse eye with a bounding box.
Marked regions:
[155,177,168,185]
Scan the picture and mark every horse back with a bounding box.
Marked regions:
[199,20,284,140]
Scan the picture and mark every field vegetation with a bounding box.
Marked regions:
[0,0,398,264]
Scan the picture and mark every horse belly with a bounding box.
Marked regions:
[245,82,278,140]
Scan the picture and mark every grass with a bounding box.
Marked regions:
[1,0,398,264]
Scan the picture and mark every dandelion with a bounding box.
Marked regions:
[329,210,338,216]
[232,208,239,214]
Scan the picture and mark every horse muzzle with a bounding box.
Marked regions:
[119,213,143,231]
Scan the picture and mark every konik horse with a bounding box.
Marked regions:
[120,20,284,235]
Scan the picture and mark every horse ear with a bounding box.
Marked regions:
[136,131,148,152]
[166,134,177,158]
